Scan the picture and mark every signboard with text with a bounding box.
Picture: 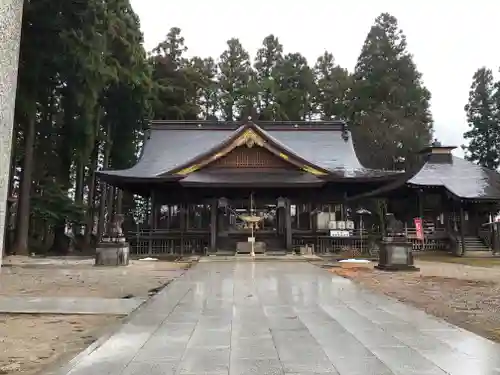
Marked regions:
[330,230,350,237]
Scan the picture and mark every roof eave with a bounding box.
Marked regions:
[408,183,500,202]
[96,170,181,184]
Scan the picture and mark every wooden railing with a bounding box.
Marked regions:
[126,229,209,256]
[404,228,449,251]
[125,226,455,256]
[292,228,451,255]
[292,229,375,256]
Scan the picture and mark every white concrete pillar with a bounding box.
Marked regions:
[0,0,24,266]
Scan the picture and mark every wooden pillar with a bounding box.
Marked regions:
[210,198,217,253]
[443,200,450,233]
[285,199,292,252]
[276,209,281,234]
[180,203,186,255]
[489,207,498,253]
[417,190,424,219]
[341,193,348,222]
[459,204,466,256]
[107,185,115,217]
[494,222,500,255]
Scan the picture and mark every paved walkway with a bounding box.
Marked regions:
[51,262,500,375]
[0,296,145,315]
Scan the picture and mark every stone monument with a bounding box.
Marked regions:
[95,213,130,266]
[0,0,24,267]
[376,213,419,271]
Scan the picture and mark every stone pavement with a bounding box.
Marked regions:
[50,261,500,375]
[0,296,145,315]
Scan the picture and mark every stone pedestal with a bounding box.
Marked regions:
[375,237,419,271]
[299,244,314,255]
[95,238,130,266]
[236,241,266,254]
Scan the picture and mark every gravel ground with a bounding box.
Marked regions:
[0,256,191,375]
[329,260,500,343]
[0,256,190,298]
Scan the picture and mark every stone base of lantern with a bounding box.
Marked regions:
[236,241,266,254]
[95,238,130,266]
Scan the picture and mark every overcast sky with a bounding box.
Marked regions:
[130,0,500,157]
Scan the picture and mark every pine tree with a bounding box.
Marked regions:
[463,67,499,169]
[351,13,433,170]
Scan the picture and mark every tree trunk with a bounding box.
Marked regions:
[84,142,98,246]
[107,185,115,218]
[74,159,84,205]
[12,115,36,255]
[4,128,17,255]
[50,91,74,255]
[97,124,112,240]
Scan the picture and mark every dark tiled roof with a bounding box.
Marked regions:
[180,169,323,187]
[99,129,238,178]
[98,121,401,181]
[408,156,500,200]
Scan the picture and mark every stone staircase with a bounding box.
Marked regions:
[457,236,491,252]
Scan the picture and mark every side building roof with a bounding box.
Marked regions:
[408,150,500,200]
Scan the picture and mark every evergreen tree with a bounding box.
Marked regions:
[150,27,197,119]
[184,57,219,119]
[253,35,283,120]
[218,38,252,121]
[463,67,499,169]
[274,53,315,121]
[313,51,351,120]
[351,13,433,170]
[9,0,151,254]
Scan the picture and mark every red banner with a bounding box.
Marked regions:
[414,218,424,240]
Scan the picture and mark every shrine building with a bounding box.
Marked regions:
[97,119,500,257]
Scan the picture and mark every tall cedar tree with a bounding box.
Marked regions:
[150,27,198,120]
[9,0,150,254]
[463,67,499,169]
[313,52,351,121]
[253,35,283,120]
[218,38,253,121]
[351,13,433,170]
[274,53,316,121]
